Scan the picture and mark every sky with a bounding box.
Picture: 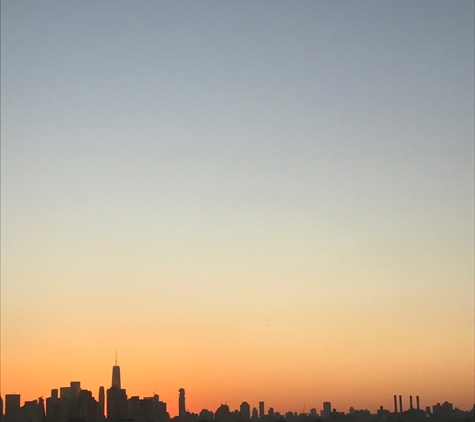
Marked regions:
[1,0,474,416]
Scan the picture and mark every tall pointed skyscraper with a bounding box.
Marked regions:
[111,350,121,388]
[99,386,105,418]
[107,352,127,420]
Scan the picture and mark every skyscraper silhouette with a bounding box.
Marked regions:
[107,385,127,421]
[5,395,21,422]
[179,389,186,422]
[111,366,121,388]
[240,402,251,421]
[107,355,127,421]
[99,386,105,418]
[322,402,331,419]
[215,404,231,422]
[111,352,121,389]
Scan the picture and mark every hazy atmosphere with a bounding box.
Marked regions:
[1,0,474,416]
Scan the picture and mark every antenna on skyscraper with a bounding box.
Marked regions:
[115,348,117,366]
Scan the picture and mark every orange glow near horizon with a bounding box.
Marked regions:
[2,319,473,415]
[3,271,473,416]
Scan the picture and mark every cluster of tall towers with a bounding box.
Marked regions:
[106,358,168,422]
[2,355,168,422]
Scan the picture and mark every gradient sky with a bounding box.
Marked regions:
[1,0,474,416]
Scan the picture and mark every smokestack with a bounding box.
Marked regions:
[416,396,420,410]
[399,396,403,413]
[394,395,398,413]
[410,396,413,410]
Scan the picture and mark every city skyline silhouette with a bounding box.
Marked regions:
[1,360,473,421]
[1,358,474,421]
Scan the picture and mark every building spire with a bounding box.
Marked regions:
[115,349,117,366]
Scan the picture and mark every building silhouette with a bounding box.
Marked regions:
[22,399,43,422]
[111,368,121,389]
[258,402,265,420]
[240,402,250,421]
[215,404,231,422]
[111,353,121,390]
[98,387,105,419]
[70,382,81,399]
[5,395,20,422]
[179,389,186,422]
[106,386,127,421]
[45,389,60,422]
[107,360,127,421]
[198,408,214,421]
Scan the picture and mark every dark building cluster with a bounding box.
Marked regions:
[1,364,473,422]
[1,363,168,422]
